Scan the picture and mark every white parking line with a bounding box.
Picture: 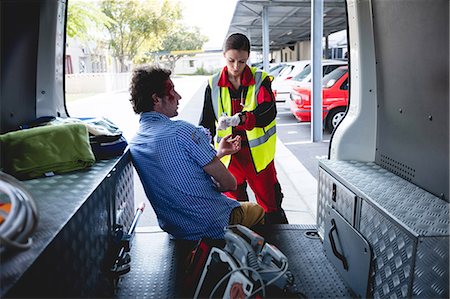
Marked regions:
[283,140,330,145]
[315,155,328,159]
[283,140,312,145]
[277,111,293,115]
[277,122,309,127]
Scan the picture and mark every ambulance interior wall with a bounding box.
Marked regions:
[372,0,449,201]
[1,0,41,135]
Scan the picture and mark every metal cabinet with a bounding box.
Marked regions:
[317,160,449,298]
[1,152,134,298]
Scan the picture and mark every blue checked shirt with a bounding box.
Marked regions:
[130,112,240,240]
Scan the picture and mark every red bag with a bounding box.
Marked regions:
[182,238,225,296]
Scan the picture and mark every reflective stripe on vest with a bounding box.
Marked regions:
[248,125,276,148]
[209,67,276,172]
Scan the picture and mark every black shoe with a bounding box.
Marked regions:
[264,209,289,224]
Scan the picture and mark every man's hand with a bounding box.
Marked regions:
[216,134,241,159]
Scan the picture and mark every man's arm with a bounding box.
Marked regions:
[203,157,237,192]
[202,134,241,192]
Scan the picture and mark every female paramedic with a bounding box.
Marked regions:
[199,33,288,224]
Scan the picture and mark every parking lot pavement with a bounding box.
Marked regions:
[240,136,318,225]
[275,138,318,224]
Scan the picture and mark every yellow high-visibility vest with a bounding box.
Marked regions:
[209,67,276,173]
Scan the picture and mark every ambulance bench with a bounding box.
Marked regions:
[1,151,135,298]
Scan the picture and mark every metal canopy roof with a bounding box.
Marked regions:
[227,0,347,51]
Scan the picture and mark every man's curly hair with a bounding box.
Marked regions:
[129,64,171,114]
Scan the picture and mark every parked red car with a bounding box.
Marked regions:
[289,66,348,132]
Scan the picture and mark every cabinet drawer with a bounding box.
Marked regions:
[317,167,358,238]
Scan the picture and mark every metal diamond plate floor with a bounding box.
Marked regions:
[115,225,353,298]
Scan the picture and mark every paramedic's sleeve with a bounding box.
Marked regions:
[199,85,216,144]
[238,76,277,130]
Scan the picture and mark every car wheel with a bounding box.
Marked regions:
[326,107,346,133]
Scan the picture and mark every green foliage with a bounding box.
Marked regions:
[67,1,114,40]
[157,25,208,71]
[101,0,182,71]
[67,0,209,72]
[194,66,213,75]
[161,25,208,52]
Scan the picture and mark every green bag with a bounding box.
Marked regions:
[0,123,95,179]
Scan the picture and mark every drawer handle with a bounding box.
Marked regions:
[332,183,337,202]
[328,219,348,271]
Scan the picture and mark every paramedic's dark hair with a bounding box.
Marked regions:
[223,33,251,54]
[129,65,171,114]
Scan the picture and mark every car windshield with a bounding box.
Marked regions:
[293,64,311,81]
[322,67,347,88]
[268,64,286,76]
[269,64,284,72]
[274,65,295,80]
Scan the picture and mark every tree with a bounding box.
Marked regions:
[66,1,113,41]
[101,0,182,72]
[134,21,209,69]
[158,25,208,72]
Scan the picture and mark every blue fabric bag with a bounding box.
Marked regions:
[78,117,128,160]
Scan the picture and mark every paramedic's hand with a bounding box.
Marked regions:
[216,134,241,159]
[217,115,232,130]
[229,113,242,127]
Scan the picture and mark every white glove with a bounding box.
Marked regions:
[217,115,232,130]
[217,113,242,130]
[229,113,241,127]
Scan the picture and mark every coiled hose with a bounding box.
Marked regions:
[0,171,38,254]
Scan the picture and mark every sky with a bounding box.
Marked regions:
[175,0,238,50]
